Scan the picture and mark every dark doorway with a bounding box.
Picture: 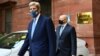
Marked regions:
[5,8,12,33]
[0,10,3,33]
[40,0,51,17]
[33,0,51,17]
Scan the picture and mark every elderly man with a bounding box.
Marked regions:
[18,1,56,56]
[56,15,77,56]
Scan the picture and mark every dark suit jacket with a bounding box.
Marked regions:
[56,24,77,56]
[18,15,56,56]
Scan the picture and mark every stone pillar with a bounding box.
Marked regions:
[93,0,100,56]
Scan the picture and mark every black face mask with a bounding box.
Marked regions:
[59,20,64,24]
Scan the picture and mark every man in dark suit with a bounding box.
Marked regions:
[18,1,56,56]
[56,15,77,56]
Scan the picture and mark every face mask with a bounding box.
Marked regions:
[59,20,64,24]
[31,11,38,18]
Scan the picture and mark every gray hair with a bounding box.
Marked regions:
[67,15,70,23]
[29,1,41,12]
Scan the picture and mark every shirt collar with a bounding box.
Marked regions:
[32,13,40,22]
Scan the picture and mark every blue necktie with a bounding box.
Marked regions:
[31,18,36,39]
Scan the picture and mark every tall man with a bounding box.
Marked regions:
[56,15,77,56]
[18,1,56,56]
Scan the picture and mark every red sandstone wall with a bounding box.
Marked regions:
[12,0,31,32]
[52,0,95,55]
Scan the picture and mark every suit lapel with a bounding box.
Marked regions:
[32,15,42,40]
[60,24,70,39]
[56,26,61,38]
[28,20,34,40]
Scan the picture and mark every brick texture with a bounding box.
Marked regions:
[52,0,95,54]
[0,0,99,55]
[93,0,100,54]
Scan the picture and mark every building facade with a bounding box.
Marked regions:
[0,0,100,56]
[0,0,51,33]
[52,0,95,56]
